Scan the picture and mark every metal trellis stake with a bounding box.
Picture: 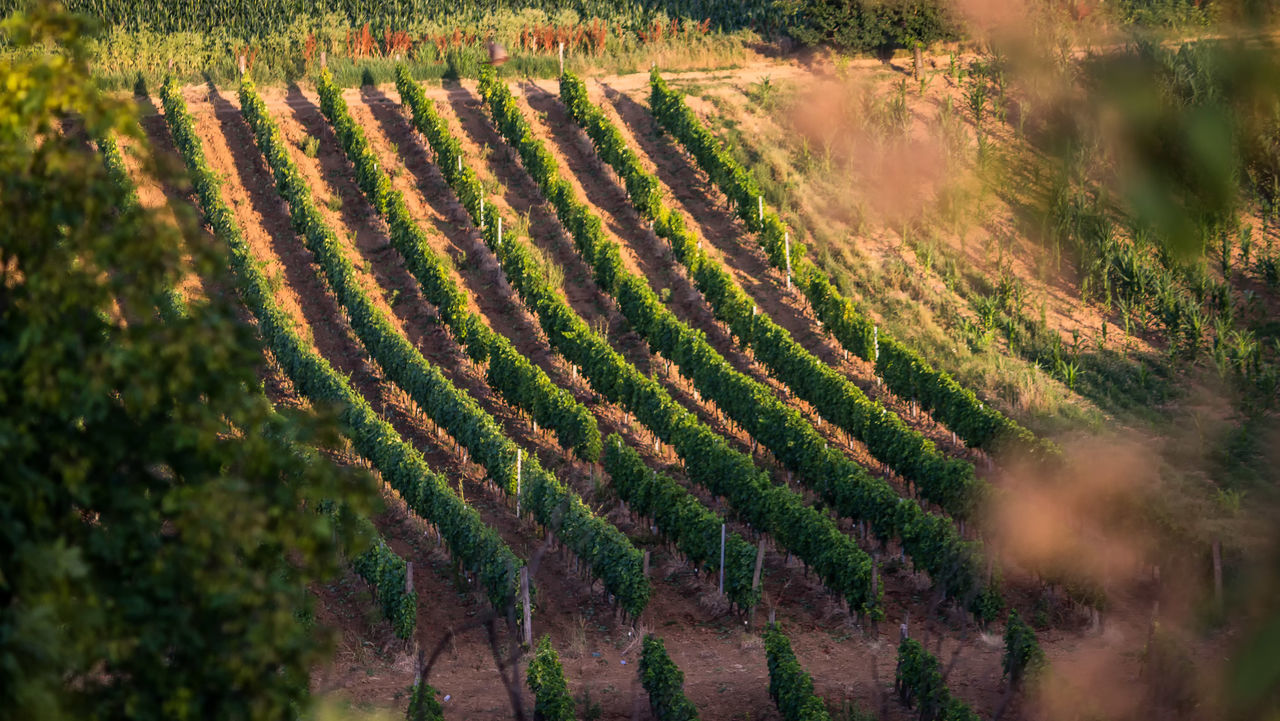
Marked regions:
[719,523,726,595]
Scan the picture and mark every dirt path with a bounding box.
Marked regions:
[129,98,215,304]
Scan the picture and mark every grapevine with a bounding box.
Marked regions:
[763,625,832,721]
[160,75,523,613]
[478,66,992,617]
[648,69,1059,464]
[603,434,759,610]
[527,635,575,721]
[396,65,878,618]
[240,76,648,618]
[896,638,983,721]
[639,635,700,721]
[560,71,985,521]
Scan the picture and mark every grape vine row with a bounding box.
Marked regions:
[323,76,598,462]
[763,625,832,721]
[240,76,648,617]
[648,70,1058,465]
[560,71,984,521]
[527,635,575,721]
[96,122,419,638]
[603,434,759,610]
[160,75,523,613]
[477,67,994,618]
[639,635,700,721]
[895,638,982,721]
[395,65,878,617]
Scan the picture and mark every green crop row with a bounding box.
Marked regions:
[639,635,700,721]
[12,0,783,37]
[347,517,418,638]
[242,75,648,617]
[479,66,993,618]
[763,625,831,721]
[99,120,420,637]
[559,70,984,521]
[603,435,759,610]
[160,74,522,613]
[527,635,576,721]
[648,70,1058,465]
[1002,610,1046,689]
[895,638,982,721]
[315,72,600,463]
[397,65,877,618]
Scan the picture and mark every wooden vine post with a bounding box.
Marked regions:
[520,566,532,647]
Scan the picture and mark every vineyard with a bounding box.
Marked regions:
[11,2,1280,718]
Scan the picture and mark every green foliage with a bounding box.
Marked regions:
[347,520,418,639]
[763,625,832,721]
[7,0,782,37]
[161,73,525,614]
[480,64,892,616]
[248,72,647,617]
[562,70,985,522]
[776,0,956,53]
[895,638,981,721]
[649,69,1058,467]
[104,114,417,640]
[399,62,877,618]
[316,69,599,464]
[639,635,700,721]
[553,69,997,616]
[0,6,372,719]
[604,437,759,610]
[1001,610,1047,689]
[528,635,577,721]
[407,681,444,721]
[1113,0,1213,27]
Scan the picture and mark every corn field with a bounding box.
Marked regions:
[1,0,785,35]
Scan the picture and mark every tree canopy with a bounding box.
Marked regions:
[0,5,373,719]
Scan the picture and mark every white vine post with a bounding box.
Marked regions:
[757,196,763,224]
[515,448,523,517]
[479,197,485,228]
[719,523,726,594]
[497,214,503,246]
[457,155,461,172]
[558,41,565,76]
[520,566,532,646]
[320,50,327,69]
[873,325,879,362]
[238,54,246,76]
[784,231,791,289]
